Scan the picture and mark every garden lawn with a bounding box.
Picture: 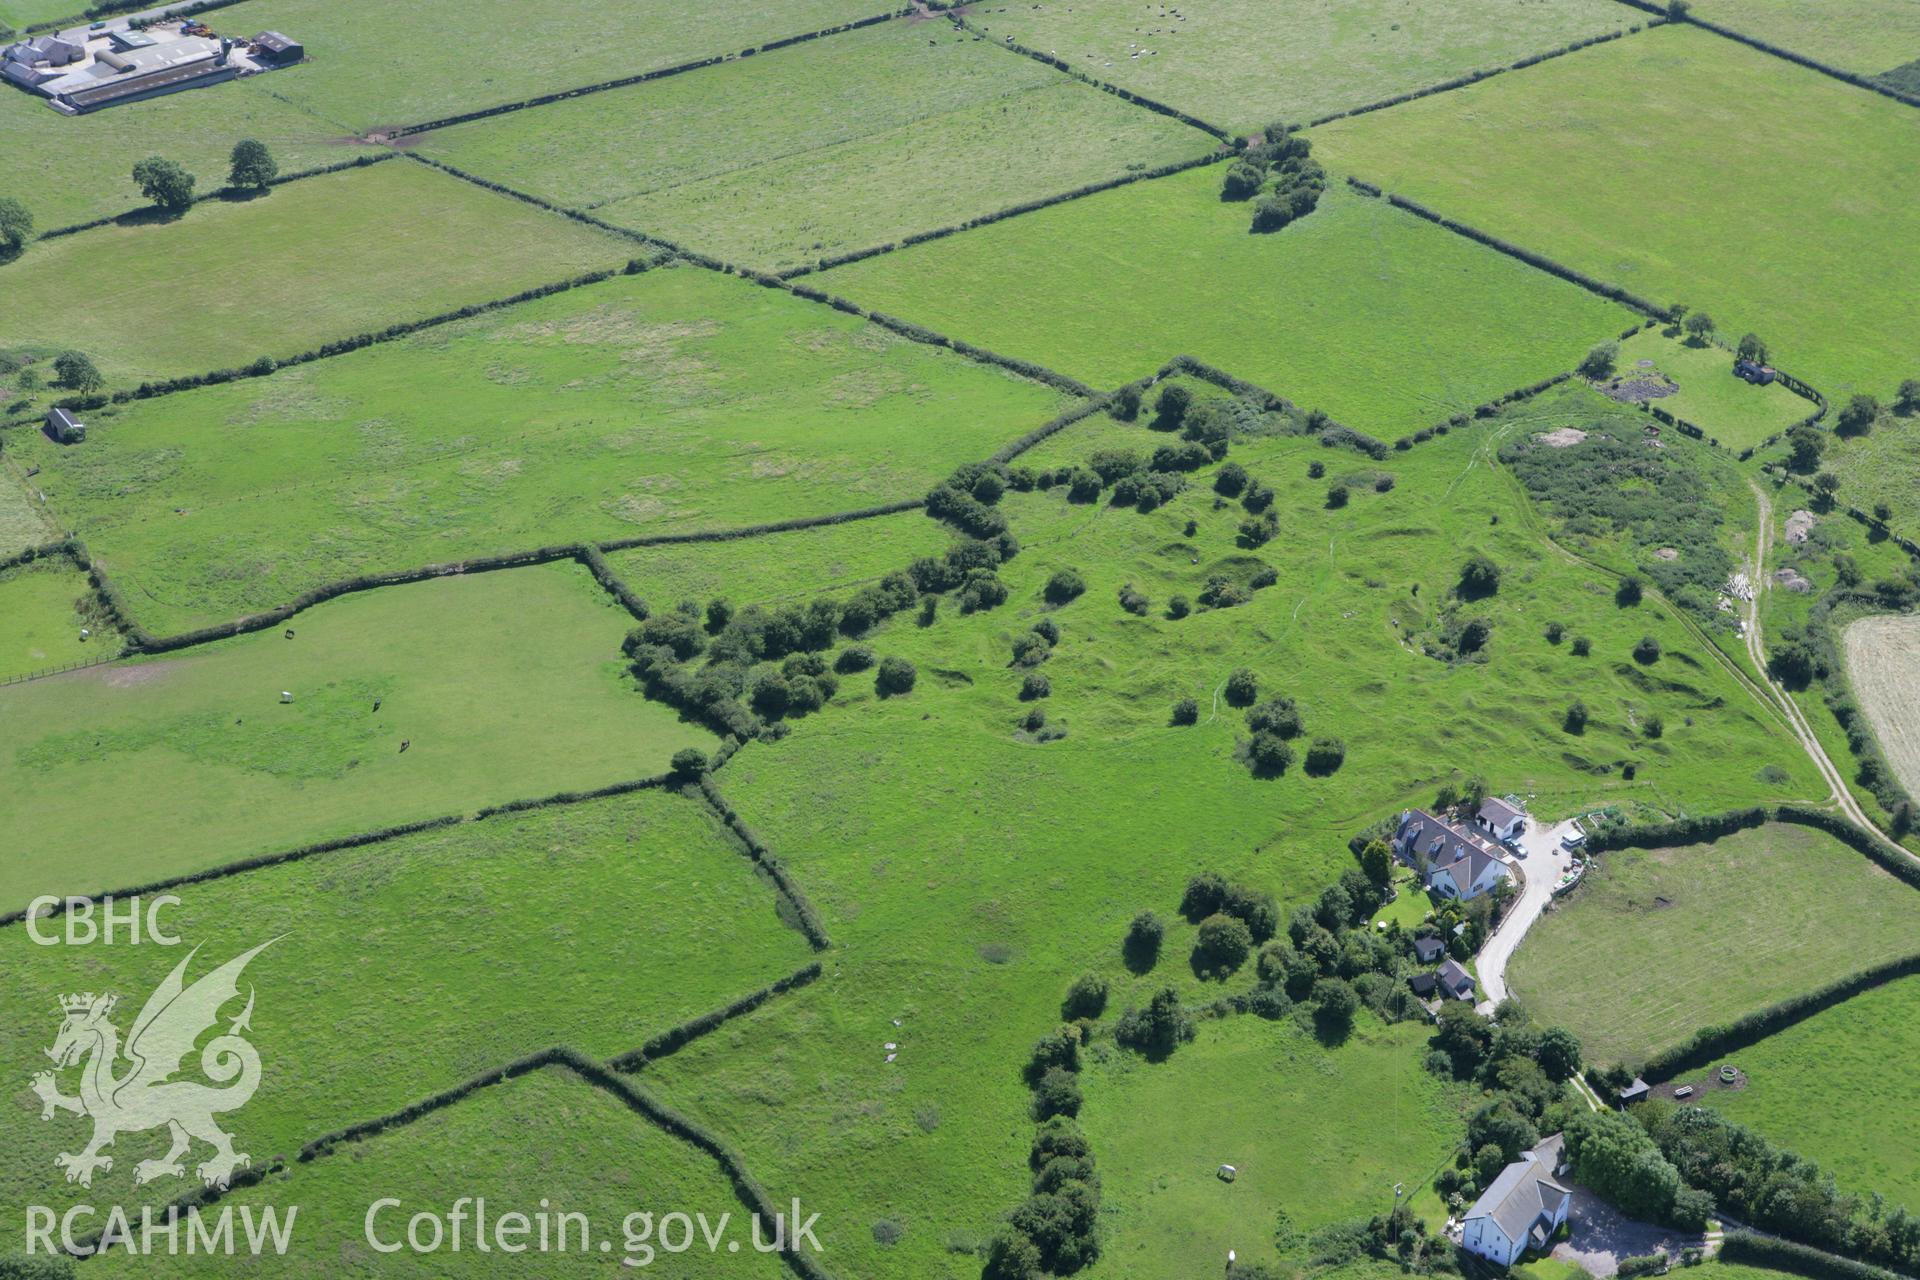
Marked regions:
[1684,0,1920,80]
[0,561,712,910]
[1691,975,1920,1211]
[0,158,634,385]
[0,560,112,680]
[1081,1013,1464,1278]
[818,171,1629,433]
[1507,823,1920,1066]
[88,1066,793,1278]
[639,420,1817,1278]
[1314,25,1920,402]
[1609,329,1812,453]
[180,0,893,132]
[0,81,348,232]
[411,18,1213,273]
[611,509,955,616]
[18,265,1073,633]
[974,0,1631,133]
[0,787,814,1255]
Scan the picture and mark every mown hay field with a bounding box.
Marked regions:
[1314,25,1920,402]
[412,17,1214,272]
[1691,975,1920,1212]
[638,414,1819,1276]
[88,1066,794,1278]
[184,0,891,132]
[0,159,634,385]
[819,172,1629,431]
[0,563,711,908]
[1508,822,1920,1066]
[0,787,814,1255]
[973,0,1631,132]
[1844,613,1920,796]
[17,266,1073,633]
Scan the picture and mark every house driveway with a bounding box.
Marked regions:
[1552,1185,1706,1276]
[1475,817,1581,1012]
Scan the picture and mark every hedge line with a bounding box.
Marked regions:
[1776,472,1920,558]
[580,544,650,620]
[992,392,1131,464]
[79,1157,288,1257]
[1304,25,1643,128]
[1584,805,1770,854]
[380,9,913,141]
[1773,803,1920,887]
[1379,190,1668,317]
[597,498,926,554]
[472,772,671,821]
[1154,354,1403,459]
[36,152,396,243]
[778,150,1225,280]
[0,814,464,930]
[300,1046,568,1162]
[608,961,824,1071]
[0,537,82,577]
[1641,950,1920,1083]
[1719,1232,1912,1280]
[695,776,833,951]
[54,257,657,413]
[947,12,1230,140]
[22,0,249,37]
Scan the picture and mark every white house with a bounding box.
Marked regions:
[1460,1134,1572,1266]
[1393,809,1511,901]
[1476,796,1528,842]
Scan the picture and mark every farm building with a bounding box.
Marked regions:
[45,406,85,444]
[249,31,303,65]
[2,19,301,113]
[1393,808,1512,901]
[1459,1135,1572,1265]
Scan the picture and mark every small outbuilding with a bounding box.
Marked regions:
[1617,1077,1651,1107]
[45,406,85,444]
[249,31,303,64]
[1413,934,1447,965]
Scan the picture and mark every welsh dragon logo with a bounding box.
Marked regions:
[30,941,277,1190]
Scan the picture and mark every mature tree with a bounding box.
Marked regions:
[1565,1108,1683,1223]
[1062,972,1108,1020]
[1044,568,1086,605]
[1224,667,1259,706]
[1578,341,1618,378]
[1537,1025,1583,1081]
[981,1229,1042,1280]
[1170,696,1198,725]
[1153,382,1191,429]
[1768,635,1817,688]
[1836,394,1881,437]
[874,655,916,696]
[1469,1097,1540,1162]
[1114,986,1193,1057]
[1682,310,1714,342]
[1194,913,1254,978]
[0,195,31,257]
[1457,617,1492,654]
[52,350,102,393]
[1897,378,1920,415]
[669,747,708,779]
[1110,383,1142,421]
[1735,332,1769,363]
[972,470,1005,504]
[1785,423,1826,472]
[132,156,196,213]
[1431,1001,1494,1076]
[1311,976,1359,1037]
[1633,635,1662,664]
[1247,730,1294,775]
[1123,911,1164,970]
[1325,483,1349,509]
[1459,554,1501,598]
[1813,470,1841,498]
[227,138,278,190]
[1615,574,1645,606]
[1031,1065,1082,1120]
[1305,736,1347,777]
[1565,700,1590,733]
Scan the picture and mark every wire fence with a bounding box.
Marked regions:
[0,651,119,688]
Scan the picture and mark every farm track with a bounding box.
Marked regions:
[1741,480,1917,862]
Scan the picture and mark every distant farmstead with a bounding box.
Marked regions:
[2,17,302,114]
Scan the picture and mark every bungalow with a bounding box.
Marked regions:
[1393,809,1511,901]
[1437,958,1475,1002]
[1460,1134,1573,1266]
[1476,796,1527,842]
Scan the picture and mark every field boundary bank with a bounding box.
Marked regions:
[32,152,396,245]
[1720,1231,1919,1280]
[73,1048,837,1279]
[693,776,833,951]
[775,150,1225,280]
[1303,22,1657,129]
[402,151,1101,399]
[942,9,1230,139]
[1585,801,1918,888]
[374,9,913,142]
[71,502,923,656]
[609,961,824,1071]
[1608,0,1920,111]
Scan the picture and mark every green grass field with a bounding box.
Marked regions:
[0,159,633,384]
[0,81,350,232]
[1082,1013,1464,1278]
[820,170,1629,431]
[15,265,1073,633]
[972,0,1630,132]
[411,18,1213,272]
[1608,329,1812,452]
[0,0,85,29]
[0,560,113,680]
[1687,975,1920,1211]
[1508,823,1920,1066]
[1797,410,1920,538]
[1686,0,1920,79]
[0,462,56,556]
[611,509,955,615]
[88,1066,793,1278]
[194,0,892,132]
[1315,25,1920,403]
[638,417,1817,1277]
[0,787,814,1254]
[0,562,711,909]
